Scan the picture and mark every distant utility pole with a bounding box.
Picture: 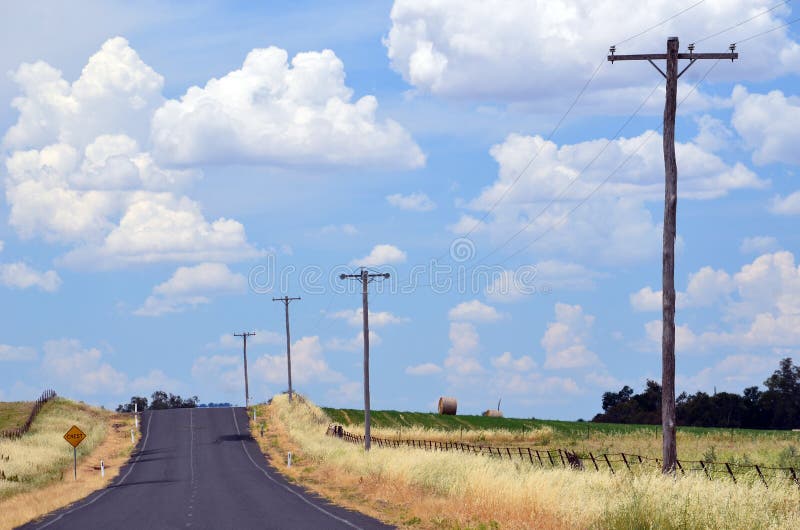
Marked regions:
[339,268,390,451]
[608,37,737,474]
[234,331,256,407]
[273,296,301,402]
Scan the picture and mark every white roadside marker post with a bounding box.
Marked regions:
[134,402,138,429]
[287,452,292,467]
[100,459,105,478]
[130,429,134,444]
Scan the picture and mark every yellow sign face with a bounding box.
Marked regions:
[64,425,86,448]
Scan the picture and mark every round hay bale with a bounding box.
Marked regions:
[482,409,504,418]
[438,396,457,415]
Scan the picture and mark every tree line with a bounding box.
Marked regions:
[116,390,198,412]
[594,357,800,430]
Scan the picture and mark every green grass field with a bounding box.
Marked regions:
[322,407,800,466]
[0,402,33,432]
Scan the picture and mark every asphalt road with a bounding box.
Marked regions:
[21,407,394,530]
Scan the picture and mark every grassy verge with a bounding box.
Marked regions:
[0,398,139,530]
[263,396,800,529]
[0,402,33,432]
[324,407,800,467]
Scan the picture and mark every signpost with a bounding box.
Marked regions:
[64,425,86,480]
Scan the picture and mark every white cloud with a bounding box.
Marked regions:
[457,131,757,265]
[542,303,599,369]
[631,267,733,312]
[191,354,243,395]
[135,262,246,316]
[0,344,37,362]
[386,192,436,211]
[491,352,536,372]
[740,236,779,254]
[641,251,800,354]
[319,224,358,236]
[350,244,407,266]
[386,1,799,101]
[41,339,128,396]
[325,331,381,352]
[252,336,344,385]
[3,38,261,269]
[678,354,780,394]
[405,363,442,376]
[770,191,800,216]
[151,46,424,169]
[327,308,408,327]
[732,86,800,166]
[443,322,483,375]
[0,262,61,292]
[3,37,164,151]
[448,300,502,322]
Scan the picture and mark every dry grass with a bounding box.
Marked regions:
[259,394,800,530]
[0,402,32,432]
[366,424,555,445]
[0,398,139,530]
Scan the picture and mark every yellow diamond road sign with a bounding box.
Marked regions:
[64,425,86,448]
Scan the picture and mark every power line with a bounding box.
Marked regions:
[615,0,708,46]
[441,0,715,262]
[694,1,791,45]
[472,80,663,267]
[494,59,722,269]
[736,14,800,45]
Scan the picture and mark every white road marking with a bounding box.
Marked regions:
[230,407,364,530]
[189,408,195,484]
[35,412,154,529]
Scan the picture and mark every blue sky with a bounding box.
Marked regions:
[1,0,799,421]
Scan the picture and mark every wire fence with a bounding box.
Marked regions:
[326,424,800,490]
[0,389,57,440]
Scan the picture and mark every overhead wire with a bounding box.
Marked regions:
[492,59,722,269]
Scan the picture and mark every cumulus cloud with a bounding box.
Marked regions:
[325,331,381,352]
[386,192,436,211]
[386,1,799,101]
[444,322,483,375]
[631,267,733,312]
[151,47,424,169]
[0,344,37,362]
[327,308,408,327]
[40,339,124,396]
[770,191,800,216]
[252,336,344,385]
[491,352,536,371]
[641,251,800,354]
[542,303,600,369]
[350,244,407,266]
[456,132,759,265]
[0,262,61,292]
[448,300,502,322]
[405,362,442,375]
[135,262,246,316]
[732,86,800,166]
[3,38,262,269]
[740,236,779,254]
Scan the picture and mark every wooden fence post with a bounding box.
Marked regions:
[725,462,736,483]
[604,454,615,474]
[755,465,767,488]
[621,453,631,472]
[589,452,599,471]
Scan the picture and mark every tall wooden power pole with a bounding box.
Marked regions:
[608,37,737,473]
[234,331,256,407]
[273,296,301,402]
[339,268,390,451]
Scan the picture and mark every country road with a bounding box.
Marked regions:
[20,407,394,530]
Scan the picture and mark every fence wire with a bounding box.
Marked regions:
[326,424,800,490]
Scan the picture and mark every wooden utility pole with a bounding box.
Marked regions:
[608,38,737,473]
[234,331,256,407]
[273,296,301,402]
[339,268,390,451]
